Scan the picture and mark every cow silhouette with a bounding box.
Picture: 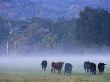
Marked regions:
[84,61,96,75]
[98,62,106,74]
[84,61,90,73]
[51,62,64,74]
[41,60,47,71]
[89,62,96,75]
[64,63,73,75]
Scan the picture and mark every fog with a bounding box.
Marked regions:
[0,55,110,73]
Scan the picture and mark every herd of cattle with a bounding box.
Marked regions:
[41,60,106,75]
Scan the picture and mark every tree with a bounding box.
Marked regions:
[75,7,110,46]
[0,18,9,43]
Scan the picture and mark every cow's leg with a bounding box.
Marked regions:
[58,69,61,74]
[99,69,101,74]
[91,70,93,75]
[93,69,95,75]
[87,69,89,73]
[90,69,91,74]
[102,69,104,74]
[85,68,87,72]
[64,69,66,74]
[64,70,65,74]
[58,69,59,74]
[42,67,43,71]
[67,70,68,74]
[69,71,71,75]
[51,68,53,72]
[60,69,61,74]
[94,70,96,75]
[91,68,94,75]
[93,69,96,75]
[99,70,100,74]
[44,67,46,71]
[101,70,103,74]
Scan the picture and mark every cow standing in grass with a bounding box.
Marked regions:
[90,62,96,75]
[84,61,90,73]
[64,63,73,75]
[51,62,64,74]
[98,62,106,74]
[41,60,47,71]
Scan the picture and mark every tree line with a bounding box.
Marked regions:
[0,6,110,55]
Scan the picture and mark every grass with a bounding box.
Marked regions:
[0,60,110,82]
[0,69,110,82]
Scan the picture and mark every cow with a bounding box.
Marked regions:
[89,62,96,75]
[84,61,90,73]
[98,62,106,74]
[51,62,64,74]
[41,60,47,71]
[64,63,73,75]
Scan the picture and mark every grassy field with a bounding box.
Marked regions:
[0,57,110,82]
[0,68,110,82]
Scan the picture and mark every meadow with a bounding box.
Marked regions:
[0,56,110,82]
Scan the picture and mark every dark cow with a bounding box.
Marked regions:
[64,63,73,75]
[84,61,90,73]
[98,62,106,74]
[89,62,96,75]
[51,62,64,74]
[41,60,47,71]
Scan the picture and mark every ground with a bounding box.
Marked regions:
[0,68,110,82]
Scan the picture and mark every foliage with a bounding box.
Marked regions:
[75,6,110,46]
[0,6,110,54]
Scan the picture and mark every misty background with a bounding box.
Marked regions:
[0,55,110,74]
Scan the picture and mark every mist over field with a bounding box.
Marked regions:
[0,55,109,74]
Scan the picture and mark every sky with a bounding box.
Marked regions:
[0,0,110,19]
